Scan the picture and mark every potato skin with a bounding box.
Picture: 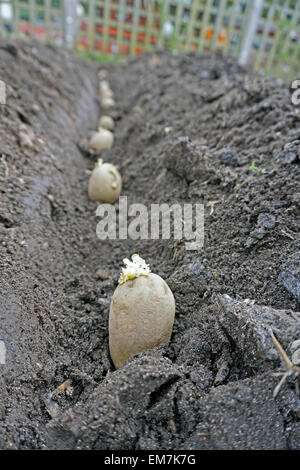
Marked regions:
[109,273,175,368]
[89,129,114,152]
[101,97,115,109]
[99,116,114,130]
[88,163,122,203]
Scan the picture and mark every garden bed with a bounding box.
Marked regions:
[0,40,299,449]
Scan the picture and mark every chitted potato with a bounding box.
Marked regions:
[100,88,114,100]
[109,255,175,369]
[88,159,122,203]
[101,97,115,109]
[88,128,114,152]
[99,115,114,131]
[99,80,114,101]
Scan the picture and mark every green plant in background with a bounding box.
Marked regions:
[169,32,178,51]
[6,0,300,81]
[76,50,121,64]
[150,0,179,52]
[156,0,165,24]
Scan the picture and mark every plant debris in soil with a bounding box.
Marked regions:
[0,40,299,450]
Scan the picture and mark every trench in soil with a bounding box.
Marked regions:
[0,41,299,449]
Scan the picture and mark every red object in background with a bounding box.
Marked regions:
[111,9,118,21]
[78,14,159,54]
[93,40,103,51]
[81,21,88,32]
[139,16,147,26]
[77,36,146,56]
[135,46,144,54]
[18,23,56,37]
[18,23,43,35]
[77,37,88,49]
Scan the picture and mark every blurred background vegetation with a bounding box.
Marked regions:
[0,0,299,80]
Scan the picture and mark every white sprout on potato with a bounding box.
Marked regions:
[119,254,151,285]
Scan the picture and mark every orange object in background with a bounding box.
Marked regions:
[205,27,213,41]
[77,21,226,55]
[217,29,227,44]
[205,27,227,44]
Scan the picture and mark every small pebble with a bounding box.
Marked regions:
[19,124,35,149]
[277,151,297,165]
[291,339,300,353]
[96,269,110,280]
[250,228,266,240]
[217,148,239,167]
[292,349,300,366]
[257,213,276,229]
[278,251,300,302]
[187,260,204,276]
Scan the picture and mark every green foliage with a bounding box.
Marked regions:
[249,161,266,174]
[76,51,121,64]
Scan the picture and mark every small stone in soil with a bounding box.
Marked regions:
[291,339,300,352]
[277,151,298,165]
[257,213,276,229]
[292,349,300,366]
[217,148,239,167]
[278,251,300,302]
[96,269,110,280]
[187,259,204,276]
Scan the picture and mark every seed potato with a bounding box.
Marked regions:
[88,128,114,152]
[99,115,114,131]
[109,255,175,369]
[88,159,122,203]
[100,88,114,99]
[99,80,114,99]
[101,97,115,109]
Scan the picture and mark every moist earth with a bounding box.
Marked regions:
[0,40,299,450]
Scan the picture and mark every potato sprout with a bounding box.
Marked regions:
[88,158,122,203]
[109,255,176,368]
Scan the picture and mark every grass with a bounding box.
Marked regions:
[76,50,122,64]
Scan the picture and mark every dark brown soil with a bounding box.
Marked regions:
[0,40,299,450]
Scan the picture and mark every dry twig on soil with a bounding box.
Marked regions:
[270,329,300,398]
